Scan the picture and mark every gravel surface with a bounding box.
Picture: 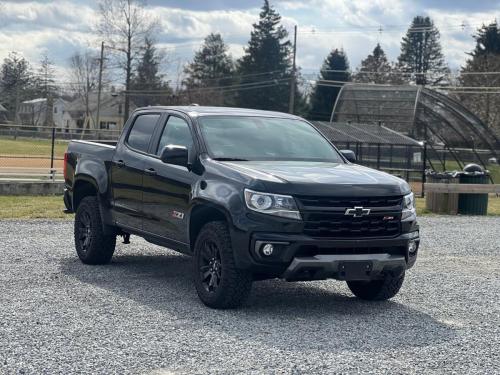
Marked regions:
[0,216,499,374]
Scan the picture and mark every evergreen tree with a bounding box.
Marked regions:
[182,33,234,106]
[130,37,172,107]
[0,52,33,121]
[354,43,399,84]
[397,16,448,85]
[459,22,500,137]
[236,0,293,111]
[308,48,350,121]
[36,54,57,98]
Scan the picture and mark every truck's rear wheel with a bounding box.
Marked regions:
[193,221,252,309]
[347,272,405,301]
[74,196,116,265]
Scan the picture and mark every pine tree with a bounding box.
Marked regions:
[459,22,500,137]
[0,52,33,121]
[236,0,293,111]
[182,33,234,106]
[397,16,448,85]
[354,43,398,84]
[36,54,57,98]
[308,48,350,121]
[130,37,172,107]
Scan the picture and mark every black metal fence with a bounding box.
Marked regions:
[0,123,498,189]
[334,141,426,194]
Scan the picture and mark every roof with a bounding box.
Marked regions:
[21,97,66,105]
[312,121,421,146]
[66,93,123,113]
[22,98,47,104]
[332,83,500,152]
[139,105,300,119]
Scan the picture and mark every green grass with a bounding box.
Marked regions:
[0,136,68,157]
[0,195,71,219]
[0,195,498,219]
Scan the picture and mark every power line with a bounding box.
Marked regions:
[124,77,291,94]
[120,80,289,96]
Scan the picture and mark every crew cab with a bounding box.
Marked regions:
[64,106,420,309]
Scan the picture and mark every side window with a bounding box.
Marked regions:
[156,116,193,155]
[127,114,160,152]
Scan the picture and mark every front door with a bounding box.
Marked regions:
[142,115,195,243]
[111,112,162,229]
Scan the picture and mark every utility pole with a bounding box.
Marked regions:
[96,41,105,133]
[288,25,297,114]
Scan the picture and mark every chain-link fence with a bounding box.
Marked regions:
[0,124,120,181]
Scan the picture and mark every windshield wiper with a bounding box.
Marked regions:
[212,157,249,161]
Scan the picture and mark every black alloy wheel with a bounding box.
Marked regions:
[199,240,223,293]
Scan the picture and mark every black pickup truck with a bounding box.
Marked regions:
[64,106,419,309]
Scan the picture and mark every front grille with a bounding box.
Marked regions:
[296,195,403,239]
[297,195,403,209]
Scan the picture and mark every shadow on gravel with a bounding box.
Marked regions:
[60,252,456,352]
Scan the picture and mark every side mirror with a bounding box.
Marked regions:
[160,144,189,168]
[340,149,356,163]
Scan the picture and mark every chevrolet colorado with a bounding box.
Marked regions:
[64,106,420,309]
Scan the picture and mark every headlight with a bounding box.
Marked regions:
[244,189,301,220]
[402,192,416,219]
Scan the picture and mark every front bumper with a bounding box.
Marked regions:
[282,253,406,281]
[231,227,420,279]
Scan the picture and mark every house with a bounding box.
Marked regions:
[62,93,134,132]
[0,104,8,123]
[18,98,66,128]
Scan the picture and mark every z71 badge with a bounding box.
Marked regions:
[171,211,185,219]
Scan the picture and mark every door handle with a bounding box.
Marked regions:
[115,160,125,168]
[144,168,157,176]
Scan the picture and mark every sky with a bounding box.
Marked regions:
[0,0,499,86]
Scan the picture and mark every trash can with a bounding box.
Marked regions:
[425,170,460,214]
[458,164,489,215]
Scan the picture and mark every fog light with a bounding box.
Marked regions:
[262,243,274,256]
[408,240,417,254]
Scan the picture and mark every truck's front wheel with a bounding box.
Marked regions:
[193,221,252,309]
[347,272,405,301]
[74,196,116,265]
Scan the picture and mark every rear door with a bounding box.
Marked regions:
[111,112,162,230]
[142,114,196,243]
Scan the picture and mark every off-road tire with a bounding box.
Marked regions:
[347,272,405,301]
[193,221,252,309]
[74,196,116,265]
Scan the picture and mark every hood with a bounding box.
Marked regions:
[220,160,411,197]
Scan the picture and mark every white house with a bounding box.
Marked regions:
[18,98,66,129]
[62,93,134,132]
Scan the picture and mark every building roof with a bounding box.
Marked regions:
[312,121,421,146]
[22,98,47,104]
[332,83,500,153]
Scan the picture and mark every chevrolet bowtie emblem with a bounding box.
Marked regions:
[345,206,371,217]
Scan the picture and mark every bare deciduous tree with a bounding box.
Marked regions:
[96,0,158,122]
[69,51,101,127]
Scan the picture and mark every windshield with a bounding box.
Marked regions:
[197,116,343,162]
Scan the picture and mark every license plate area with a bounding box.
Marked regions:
[339,261,373,280]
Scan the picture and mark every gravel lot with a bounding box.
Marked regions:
[0,216,499,374]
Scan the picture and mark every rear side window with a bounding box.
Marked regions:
[127,114,160,152]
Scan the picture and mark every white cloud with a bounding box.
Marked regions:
[0,0,497,84]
